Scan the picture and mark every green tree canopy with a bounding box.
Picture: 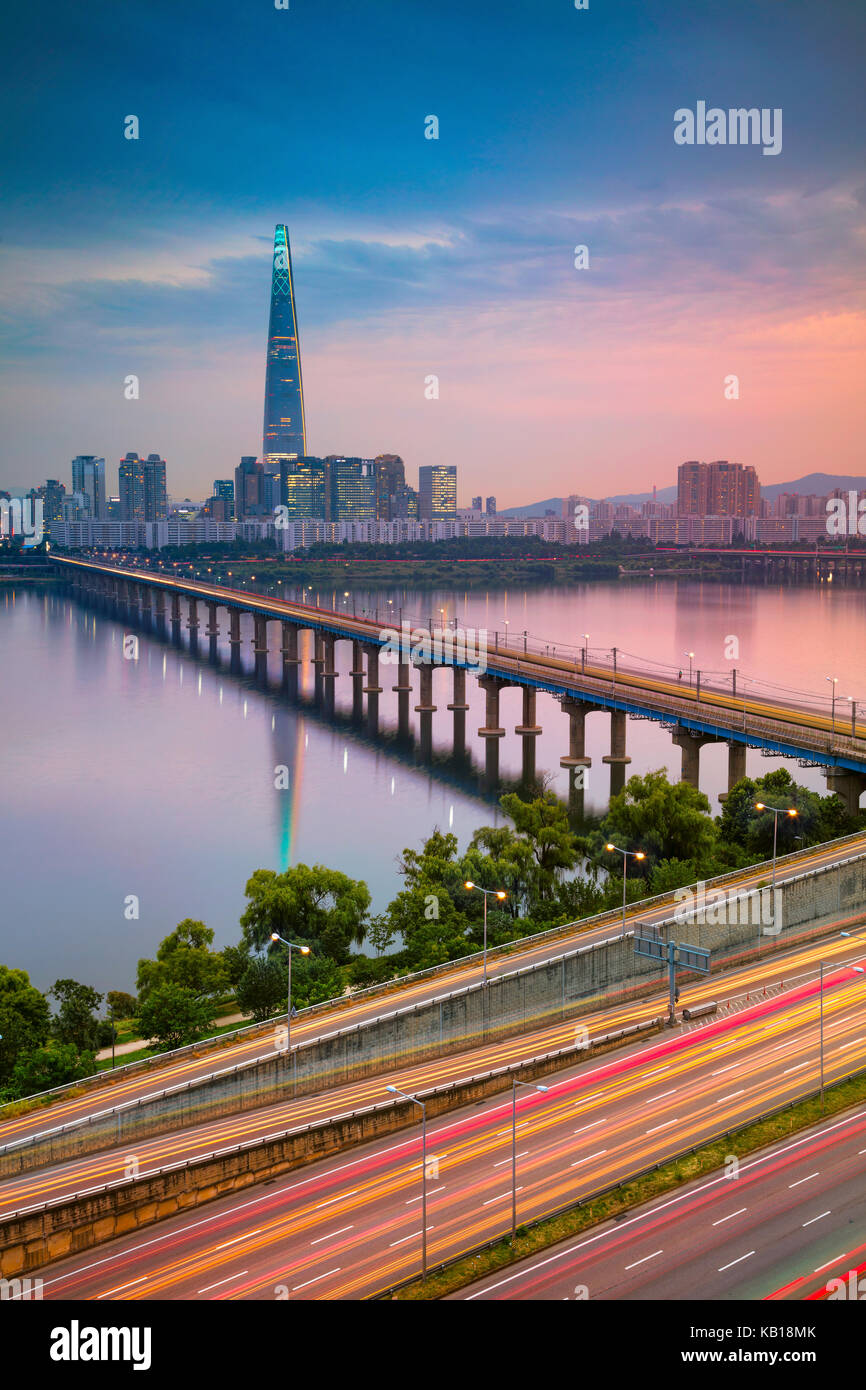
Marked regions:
[50,978,104,1053]
[4,1042,96,1101]
[595,769,718,870]
[240,865,370,963]
[498,791,580,898]
[236,954,288,1023]
[136,919,228,1004]
[137,982,215,1052]
[106,990,138,1020]
[718,768,860,856]
[0,965,51,1085]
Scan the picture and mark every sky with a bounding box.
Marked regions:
[1,0,864,506]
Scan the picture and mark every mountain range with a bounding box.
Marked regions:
[498,475,866,518]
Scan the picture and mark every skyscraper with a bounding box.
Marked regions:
[263,224,306,472]
[234,456,265,518]
[119,453,167,521]
[677,460,760,518]
[418,465,457,522]
[71,456,106,519]
[213,479,235,519]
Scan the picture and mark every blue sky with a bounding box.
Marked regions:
[1,0,864,502]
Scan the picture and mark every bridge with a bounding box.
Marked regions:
[52,554,866,812]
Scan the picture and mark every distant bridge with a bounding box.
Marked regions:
[52,554,866,812]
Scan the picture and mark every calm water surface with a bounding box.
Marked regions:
[1,576,863,993]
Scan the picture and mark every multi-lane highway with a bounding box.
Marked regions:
[2,831,863,1146]
[1,927,863,1215]
[26,943,866,1300]
[458,1105,866,1301]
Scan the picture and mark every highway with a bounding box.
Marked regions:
[2,927,864,1213]
[27,946,866,1300]
[458,1105,866,1301]
[56,554,866,743]
[2,829,863,1145]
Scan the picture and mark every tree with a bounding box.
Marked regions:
[50,979,104,1053]
[290,954,345,1008]
[499,792,580,898]
[0,966,51,1086]
[106,990,138,1020]
[385,884,471,970]
[366,915,396,957]
[236,955,288,1022]
[136,920,228,1005]
[137,982,215,1052]
[240,865,370,964]
[598,770,717,869]
[221,943,252,989]
[718,768,861,856]
[4,1042,96,1100]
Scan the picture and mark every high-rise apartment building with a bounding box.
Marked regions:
[485,496,496,516]
[38,479,66,525]
[119,453,168,522]
[71,456,106,520]
[326,457,377,522]
[263,224,306,472]
[677,460,760,518]
[471,496,482,511]
[213,479,235,519]
[418,465,457,522]
[374,454,406,521]
[234,456,265,518]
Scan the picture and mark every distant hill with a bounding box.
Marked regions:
[500,474,866,518]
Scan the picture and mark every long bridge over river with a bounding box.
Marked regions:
[53,554,866,813]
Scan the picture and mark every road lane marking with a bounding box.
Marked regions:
[716,1091,745,1103]
[216,1231,260,1250]
[646,1090,677,1103]
[788,1173,818,1189]
[712,1064,738,1076]
[802,1211,831,1227]
[646,1118,679,1134]
[97,1277,148,1299]
[311,1225,353,1244]
[783,1063,809,1074]
[814,1254,846,1273]
[493,1156,527,1167]
[570,1150,607,1168]
[292,1268,341,1290]
[406,1187,445,1201]
[483,1190,522,1206]
[573,1120,604,1135]
[198,1270,248,1294]
[718,1251,755,1272]
[625,1250,663,1270]
[712,1209,747,1226]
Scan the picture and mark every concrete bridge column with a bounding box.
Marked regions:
[515,685,542,784]
[478,676,506,787]
[351,640,366,722]
[139,585,152,630]
[561,699,592,818]
[228,608,242,672]
[187,597,200,653]
[320,632,337,713]
[171,592,182,643]
[447,665,470,759]
[252,614,269,680]
[824,768,866,817]
[154,589,166,634]
[415,662,437,762]
[602,709,632,796]
[205,601,220,661]
[671,726,715,790]
[393,655,413,740]
[281,621,299,696]
[719,741,747,802]
[363,643,383,735]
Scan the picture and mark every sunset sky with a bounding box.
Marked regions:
[1,0,864,505]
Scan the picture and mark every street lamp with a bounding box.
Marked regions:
[269,933,310,1051]
[753,803,798,895]
[818,960,865,1112]
[386,1085,428,1280]
[604,843,646,938]
[464,882,507,986]
[826,675,838,735]
[511,1077,548,1243]
[580,633,589,676]
[684,650,695,688]
[846,695,857,737]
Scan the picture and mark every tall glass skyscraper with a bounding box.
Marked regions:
[263,224,307,473]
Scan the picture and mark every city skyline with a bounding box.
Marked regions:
[2,2,864,502]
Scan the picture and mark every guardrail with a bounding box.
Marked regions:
[2,829,864,1118]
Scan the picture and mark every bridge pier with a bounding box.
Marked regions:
[154,590,166,636]
[602,708,631,797]
[321,633,337,715]
[560,699,592,818]
[351,640,366,722]
[228,609,242,672]
[672,725,716,790]
[415,663,437,763]
[515,685,542,784]
[719,740,748,802]
[824,768,866,817]
[392,655,412,740]
[205,601,220,661]
[252,614,269,680]
[478,676,506,787]
[363,643,383,735]
[281,622,299,696]
[447,666,470,760]
[139,585,152,631]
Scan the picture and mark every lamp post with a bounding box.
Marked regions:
[818,960,865,1112]
[846,695,857,737]
[464,882,507,986]
[826,675,838,735]
[269,933,310,1051]
[604,843,646,938]
[684,650,695,688]
[386,1085,428,1279]
[753,803,798,895]
[580,633,589,676]
[511,1077,548,1242]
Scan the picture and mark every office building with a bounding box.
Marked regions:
[71,456,106,520]
[418,464,457,522]
[234,456,265,518]
[213,479,235,519]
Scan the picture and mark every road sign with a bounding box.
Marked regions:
[678,944,711,974]
[634,934,666,961]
